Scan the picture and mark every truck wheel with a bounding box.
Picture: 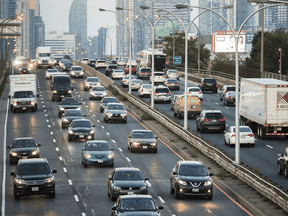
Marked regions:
[13,108,16,113]
[174,112,177,117]
[278,164,283,175]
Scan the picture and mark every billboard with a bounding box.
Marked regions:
[212,31,246,53]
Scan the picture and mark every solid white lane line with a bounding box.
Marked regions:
[126,157,131,162]
[158,196,165,204]
[215,103,219,105]
[266,145,273,149]
[63,167,67,172]
[74,195,79,202]
[53,139,56,142]
[107,132,110,136]
[118,148,123,152]
[146,181,151,187]
[59,157,63,161]
[55,147,59,151]
[112,140,116,143]
[68,179,72,185]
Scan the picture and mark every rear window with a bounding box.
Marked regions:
[167,79,178,83]
[203,79,216,84]
[156,88,169,93]
[110,65,118,69]
[233,127,252,133]
[226,86,236,91]
[189,88,201,92]
[168,70,178,73]
[141,68,151,72]
[204,113,223,119]
[98,60,106,63]
[155,73,164,76]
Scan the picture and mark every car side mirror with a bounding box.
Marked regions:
[145,177,149,181]
[83,114,86,117]
[10,172,15,176]
[58,102,61,105]
[7,145,11,148]
[110,148,114,151]
[108,176,112,180]
[158,206,164,210]
[278,153,283,157]
[155,136,158,139]
[79,102,82,105]
[172,171,177,175]
[81,148,85,151]
[9,95,11,99]
[92,125,95,127]
[209,172,214,176]
[111,206,117,211]
[52,170,57,174]
[37,144,41,147]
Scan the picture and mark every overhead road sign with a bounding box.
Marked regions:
[173,56,181,65]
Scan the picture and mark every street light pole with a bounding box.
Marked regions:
[98,31,113,60]
[279,47,282,75]
[117,22,129,59]
[260,3,264,78]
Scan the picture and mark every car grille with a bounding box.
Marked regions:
[94,155,105,159]
[121,187,140,190]
[189,182,202,187]
[112,114,121,117]
[42,60,48,64]
[19,152,31,156]
[74,132,88,135]
[18,101,29,105]
[26,180,45,186]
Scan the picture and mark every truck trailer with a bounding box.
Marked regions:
[239,78,288,138]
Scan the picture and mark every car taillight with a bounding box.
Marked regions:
[188,92,191,94]
[149,72,152,74]
[162,76,165,78]
[199,99,201,103]
[219,118,225,121]
[176,73,179,75]
[216,84,218,87]
[122,73,125,76]
[248,134,254,137]
[141,89,143,92]
[176,83,179,85]
[231,134,236,138]
[202,83,204,86]
[225,91,228,93]
[167,92,171,94]
[167,83,170,85]
[168,73,170,75]
[198,92,201,94]
[228,97,233,99]
[154,92,158,94]
[203,118,209,122]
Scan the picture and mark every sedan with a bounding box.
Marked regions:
[7,137,41,164]
[125,65,137,74]
[224,126,255,147]
[117,59,127,66]
[61,109,85,129]
[166,69,179,80]
[58,97,81,117]
[81,140,114,168]
[150,72,166,84]
[138,84,152,98]
[111,195,164,216]
[68,119,95,141]
[120,75,136,87]
[131,79,143,90]
[187,87,203,100]
[170,95,179,111]
[127,58,137,66]
[70,66,84,78]
[100,97,118,113]
[111,69,125,79]
[89,86,107,100]
[45,68,59,79]
[103,103,127,123]
[84,77,101,91]
[164,78,180,90]
[108,167,149,201]
[128,130,158,153]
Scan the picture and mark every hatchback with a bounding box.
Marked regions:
[111,69,125,79]
[187,87,203,100]
[138,84,152,97]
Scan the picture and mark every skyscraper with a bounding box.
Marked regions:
[69,0,87,51]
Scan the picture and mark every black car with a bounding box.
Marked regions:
[105,64,119,76]
[108,167,149,201]
[68,119,95,141]
[87,59,96,67]
[61,109,85,129]
[100,97,118,113]
[196,110,226,133]
[111,195,164,216]
[7,138,41,164]
[10,158,57,200]
[58,97,81,117]
[81,140,114,168]
[170,160,214,200]
[199,77,218,93]
[62,61,73,71]
[277,147,288,178]
[128,130,158,153]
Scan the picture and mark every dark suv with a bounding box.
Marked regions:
[277,147,288,178]
[199,77,218,93]
[105,64,119,76]
[196,110,226,133]
[170,160,214,200]
[58,97,81,117]
[10,158,57,200]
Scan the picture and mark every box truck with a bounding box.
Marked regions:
[239,78,288,138]
[9,74,38,113]
[36,47,52,69]
[140,49,166,72]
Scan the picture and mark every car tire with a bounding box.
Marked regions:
[170,183,175,194]
[123,120,127,124]
[251,143,255,147]
[153,148,157,153]
[68,136,72,141]
[111,194,117,201]
[61,124,65,129]
[200,126,204,133]
[13,108,16,113]
[207,195,213,200]
[174,112,177,117]
[284,167,288,179]
[104,118,108,123]
[130,147,134,153]
[196,124,200,131]
[89,96,92,100]
[50,190,56,198]
[278,164,283,175]
[224,137,227,145]
[109,163,114,167]
[177,113,182,119]
[84,164,88,168]
[174,187,180,199]
[225,100,228,106]
[14,191,20,200]
[228,140,233,147]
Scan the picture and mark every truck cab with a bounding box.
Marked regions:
[51,75,74,102]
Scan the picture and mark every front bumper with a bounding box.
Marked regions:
[14,183,55,196]
[105,114,127,122]
[68,133,94,140]
[154,96,171,102]
[52,92,72,100]
[131,143,157,152]
[112,188,148,197]
[176,184,213,197]
[10,154,39,163]
[83,158,114,166]
[13,104,36,110]
[89,94,106,99]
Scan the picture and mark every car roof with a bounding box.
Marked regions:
[178,160,204,166]
[107,102,123,106]
[115,167,141,172]
[202,110,222,113]
[72,119,90,122]
[13,137,34,140]
[131,129,152,133]
[119,194,153,199]
[87,140,109,144]
[19,158,48,164]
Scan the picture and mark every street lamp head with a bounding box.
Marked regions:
[105,25,108,28]
[116,7,124,10]
[116,22,120,25]
[155,14,160,18]
[99,8,106,12]
[140,5,150,10]
[175,4,188,9]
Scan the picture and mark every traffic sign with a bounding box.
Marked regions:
[173,56,181,65]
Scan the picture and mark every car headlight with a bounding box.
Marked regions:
[150,142,156,146]
[63,118,69,122]
[133,142,139,146]
[121,113,127,117]
[80,71,83,74]
[113,186,121,190]
[90,92,95,95]
[16,179,26,185]
[76,107,81,110]
[178,180,187,185]
[102,92,107,96]
[106,112,113,117]
[68,130,73,134]
[107,154,114,159]
[60,107,65,111]
[85,154,92,159]
[140,186,147,190]
[89,130,94,134]
[11,152,17,156]
[19,68,22,70]
[45,177,54,183]
[32,150,38,155]
[204,180,212,186]
[68,90,72,93]
[71,72,75,74]
[13,102,17,106]
[53,90,57,93]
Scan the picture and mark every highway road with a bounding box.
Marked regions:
[1,67,254,216]
[96,66,288,191]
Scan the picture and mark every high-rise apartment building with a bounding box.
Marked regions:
[97,27,108,58]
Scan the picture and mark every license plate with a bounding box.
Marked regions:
[127,192,134,195]
[22,107,26,110]
[76,75,79,77]
[22,156,28,159]
[241,135,246,138]
[192,188,199,192]
[61,95,64,98]
[98,160,103,163]
[191,106,196,108]
[79,135,84,138]
[212,120,217,122]
[32,187,39,191]
[143,146,148,149]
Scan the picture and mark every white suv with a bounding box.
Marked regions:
[150,72,166,84]
[152,85,171,103]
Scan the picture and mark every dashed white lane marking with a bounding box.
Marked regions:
[101,126,104,129]
[59,156,63,161]
[41,98,43,100]
[50,132,53,135]
[89,110,92,112]
[207,99,211,101]
[93,114,96,117]
[225,107,229,109]
[126,157,131,162]
[81,98,83,100]
[215,103,219,105]
[55,147,59,151]
[45,114,47,117]
[158,196,165,204]
[74,195,79,202]
[107,132,110,136]
[48,125,51,128]
[41,101,44,104]
[118,148,123,152]
[68,179,72,185]
[81,213,86,216]
[78,95,81,97]
[44,110,46,112]
[40,94,42,97]
[46,119,49,122]
[112,140,115,143]
[97,120,100,123]
[76,91,78,94]
[266,145,273,149]
[43,105,45,107]
[86,105,89,108]
[53,139,56,142]
[146,180,151,187]
[63,167,67,172]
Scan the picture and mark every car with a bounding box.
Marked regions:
[89,86,107,100]
[277,147,288,178]
[68,119,95,141]
[152,85,171,103]
[95,59,107,69]
[166,69,179,80]
[87,59,96,67]
[164,78,180,90]
[17,59,31,74]
[10,158,57,200]
[137,67,152,79]
[110,60,118,64]
[196,110,226,133]
[7,138,41,164]
[108,167,149,201]
[138,84,152,98]
[128,130,158,153]
[81,140,114,168]
[111,195,164,216]
[199,77,218,93]
[84,77,101,91]
[127,58,137,66]
[59,59,68,69]
[61,109,85,129]
[222,91,237,106]
[219,85,239,101]
[62,61,73,71]
[121,75,136,87]
[150,72,166,84]
[100,97,118,113]
[170,95,179,111]
[111,69,125,79]
[173,95,201,119]
[117,59,127,66]
[125,65,137,74]
[69,66,84,78]
[81,58,89,64]
[224,126,255,147]
[131,79,143,90]
[106,64,119,76]
[103,103,127,123]
[58,97,81,117]
[187,87,203,100]
[170,160,214,199]
[45,68,59,79]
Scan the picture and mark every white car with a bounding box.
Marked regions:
[150,72,166,84]
[81,58,89,64]
[111,69,125,79]
[89,86,107,100]
[70,66,84,78]
[127,58,137,66]
[84,77,101,91]
[121,75,136,87]
[187,87,203,100]
[138,84,152,97]
[166,69,179,80]
[45,68,59,79]
[117,59,127,66]
[224,126,255,147]
[131,79,143,90]
[95,60,107,69]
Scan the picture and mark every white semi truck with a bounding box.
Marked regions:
[9,74,38,113]
[36,46,52,69]
[239,78,288,138]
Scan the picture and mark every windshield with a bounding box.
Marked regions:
[189,88,201,92]
[39,53,50,57]
[103,98,117,103]
[179,165,208,176]
[17,163,50,175]
[124,76,135,80]
[53,77,70,85]
[120,199,156,212]
[114,170,143,180]
[61,99,78,105]
[226,86,236,91]
[114,70,124,73]
[12,139,36,148]
[141,69,151,72]
[109,66,118,69]
[167,79,178,83]
[155,73,164,76]
[168,70,178,74]
[107,104,125,110]
[204,79,216,84]
[65,62,72,65]
[54,83,70,88]
[233,127,252,133]
[142,84,151,88]
[72,67,82,71]
[86,142,110,151]
[205,113,223,119]
[64,110,82,116]
[14,91,34,98]
[155,88,169,93]
[87,78,99,82]
[47,69,58,72]
[71,121,91,128]
[92,87,105,91]
[132,132,154,139]
[132,80,142,84]
[98,60,105,63]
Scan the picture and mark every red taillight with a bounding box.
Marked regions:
[149,72,152,74]
[225,91,228,93]
[162,76,165,78]
[167,83,170,85]
[141,89,143,92]
[202,83,204,86]
[154,92,158,94]
[167,92,171,94]
[248,134,254,137]
[216,84,218,87]
[203,118,209,122]
[231,134,236,138]
[123,73,125,76]
[219,118,225,121]
[228,97,233,99]
[165,61,167,64]
[198,92,201,94]
[199,99,201,103]
[176,83,179,85]
[168,73,170,75]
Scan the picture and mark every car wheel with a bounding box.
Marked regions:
[170,183,175,194]
[228,139,233,147]
[153,148,157,153]
[50,189,56,198]
[130,147,134,153]
[284,166,288,179]
[14,191,20,200]
[123,120,127,124]
[13,108,16,113]
[104,118,108,123]
[200,126,204,133]
[174,112,177,117]
[58,113,61,118]
[177,113,182,119]
[207,194,213,200]
[224,137,227,145]
[174,187,180,199]
[52,98,55,102]
[225,100,228,106]
[68,136,72,141]
[84,164,88,168]
[61,124,65,129]
[109,163,114,167]
[196,124,200,131]
[278,164,283,175]
[111,193,117,201]
[251,143,255,147]
[89,96,92,100]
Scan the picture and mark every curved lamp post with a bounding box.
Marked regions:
[97,31,112,60]
[117,22,129,59]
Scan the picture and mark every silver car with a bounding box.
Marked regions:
[152,85,171,103]
[131,79,143,90]
[70,66,84,78]
[138,84,152,97]
[111,69,125,79]
[103,103,127,123]
[150,72,166,84]
[166,69,179,80]
[84,77,101,91]
[45,68,59,79]
[120,75,136,87]
[164,78,180,90]
[89,86,107,100]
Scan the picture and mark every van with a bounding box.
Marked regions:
[51,75,74,102]
[173,95,201,119]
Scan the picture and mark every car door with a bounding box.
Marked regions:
[108,170,115,194]
[171,163,179,187]
[224,127,231,143]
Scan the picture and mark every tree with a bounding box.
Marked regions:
[245,28,288,74]
[163,31,210,69]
